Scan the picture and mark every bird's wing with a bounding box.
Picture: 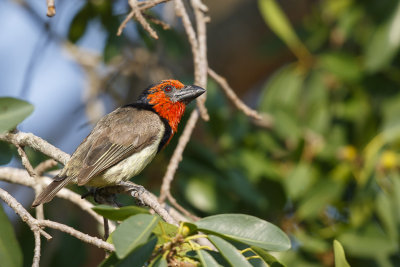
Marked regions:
[32,107,164,207]
[74,107,163,185]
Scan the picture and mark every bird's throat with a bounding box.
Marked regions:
[149,94,186,134]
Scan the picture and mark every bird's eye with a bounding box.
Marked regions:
[164,85,172,92]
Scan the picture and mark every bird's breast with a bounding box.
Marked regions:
[86,131,163,187]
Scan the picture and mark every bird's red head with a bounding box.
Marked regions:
[136,80,205,134]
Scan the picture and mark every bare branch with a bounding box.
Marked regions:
[34,159,58,176]
[138,0,170,11]
[159,110,199,202]
[167,192,199,221]
[207,68,275,127]
[174,0,209,121]
[118,0,158,39]
[93,181,179,226]
[32,231,41,267]
[143,14,171,30]
[14,144,38,179]
[0,167,106,227]
[39,220,114,251]
[159,0,212,204]
[11,143,47,221]
[46,0,56,17]
[139,190,178,225]
[0,132,70,165]
[0,188,115,256]
[191,0,209,121]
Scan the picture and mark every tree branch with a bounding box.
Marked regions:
[0,132,70,165]
[0,167,106,228]
[32,231,41,267]
[159,0,211,204]
[159,110,199,203]
[174,0,209,121]
[118,0,159,38]
[0,188,115,255]
[208,68,274,128]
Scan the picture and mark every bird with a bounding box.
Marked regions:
[32,80,205,207]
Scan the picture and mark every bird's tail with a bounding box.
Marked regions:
[32,175,73,207]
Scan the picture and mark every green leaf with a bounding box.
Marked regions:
[0,141,13,165]
[0,205,22,267]
[259,65,304,112]
[98,252,119,267]
[99,237,157,267]
[92,205,149,221]
[318,52,362,82]
[208,235,252,267]
[258,0,310,61]
[375,191,398,241]
[113,214,159,259]
[103,34,123,63]
[149,255,168,267]
[333,240,350,267]
[68,4,94,43]
[197,249,223,267]
[251,246,286,267]
[118,237,157,267]
[294,230,329,254]
[195,214,291,251]
[365,1,400,72]
[284,163,316,201]
[259,65,305,145]
[149,255,167,267]
[297,179,344,220]
[152,221,178,244]
[338,224,397,257]
[0,97,34,133]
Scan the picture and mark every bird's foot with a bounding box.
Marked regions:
[117,181,146,206]
[82,187,122,207]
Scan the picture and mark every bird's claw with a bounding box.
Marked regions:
[82,187,121,207]
[117,181,147,206]
[130,185,146,206]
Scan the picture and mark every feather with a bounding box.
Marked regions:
[32,175,74,207]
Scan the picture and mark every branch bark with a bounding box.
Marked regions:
[0,132,70,165]
[0,188,115,256]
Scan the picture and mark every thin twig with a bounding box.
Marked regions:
[159,0,210,203]
[0,132,70,165]
[138,0,170,11]
[32,231,41,267]
[0,188,115,254]
[0,167,106,227]
[167,192,199,221]
[14,144,38,179]
[174,0,209,121]
[143,14,171,30]
[103,217,110,240]
[40,220,115,251]
[191,0,209,121]
[34,159,58,175]
[12,143,47,221]
[208,68,273,127]
[159,110,199,202]
[117,0,158,38]
[46,0,56,17]
[94,181,179,226]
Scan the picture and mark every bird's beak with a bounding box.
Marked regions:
[175,85,206,104]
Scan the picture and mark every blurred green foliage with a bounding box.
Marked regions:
[1,0,400,265]
[173,0,400,266]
